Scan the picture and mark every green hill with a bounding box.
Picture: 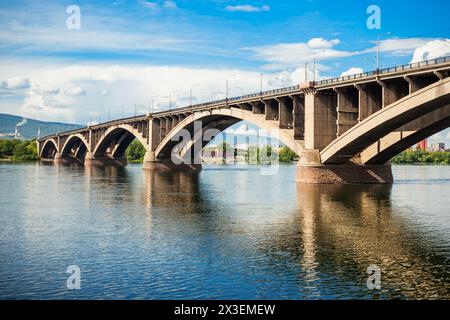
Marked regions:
[0,113,83,140]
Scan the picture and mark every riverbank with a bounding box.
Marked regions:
[391,149,450,164]
[2,138,449,165]
[0,139,39,161]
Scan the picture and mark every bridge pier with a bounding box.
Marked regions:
[142,161,202,171]
[53,153,81,165]
[296,163,393,184]
[142,152,202,171]
[296,150,393,184]
[84,152,127,167]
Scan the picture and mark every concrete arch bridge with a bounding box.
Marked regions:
[38,57,450,183]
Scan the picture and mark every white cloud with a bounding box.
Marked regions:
[247,37,444,70]
[225,124,257,136]
[307,38,340,49]
[0,58,329,124]
[40,87,60,95]
[5,77,31,90]
[225,5,270,12]
[375,38,431,55]
[340,67,364,77]
[223,124,276,140]
[65,86,85,97]
[1,61,316,124]
[0,77,32,97]
[245,37,354,69]
[20,82,75,122]
[140,1,159,9]
[410,39,450,63]
[163,1,177,9]
[140,0,177,10]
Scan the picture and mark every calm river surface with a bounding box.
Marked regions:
[0,163,449,299]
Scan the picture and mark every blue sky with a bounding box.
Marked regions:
[2,0,449,70]
[0,0,449,144]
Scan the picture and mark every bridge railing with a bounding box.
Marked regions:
[315,56,450,86]
[172,56,450,110]
[152,85,301,116]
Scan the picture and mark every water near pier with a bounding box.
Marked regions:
[0,163,449,299]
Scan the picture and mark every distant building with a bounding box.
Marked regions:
[430,142,445,151]
[416,139,427,150]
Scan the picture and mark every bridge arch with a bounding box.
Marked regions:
[93,124,149,159]
[60,134,90,162]
[39,138,58,159]
[155,107,304,162]
[320,78,450,164]
[362,105,450,164]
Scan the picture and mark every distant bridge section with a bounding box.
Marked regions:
[38,56,450,183]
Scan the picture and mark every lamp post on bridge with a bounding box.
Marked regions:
[225,74,237,107]
[226,80,229,107]
[260,72,263,95]
[189,83,200,112]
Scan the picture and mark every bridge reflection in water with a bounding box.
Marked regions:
[80,165,449,299]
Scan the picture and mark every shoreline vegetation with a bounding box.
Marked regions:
[1,139,449,165]
[125,140,298,164]
[391,149,450,165]
[0,139,39,161]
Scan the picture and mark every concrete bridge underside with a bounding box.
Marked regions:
[37,58,450,183]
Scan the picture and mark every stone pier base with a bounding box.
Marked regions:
[84,156,127,167]
[53,157,83,165]
[296,164,393,184]
[143,161,202,171]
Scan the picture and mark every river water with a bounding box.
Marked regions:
[0,163,449,299]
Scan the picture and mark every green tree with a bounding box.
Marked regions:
[0,139,20,158]
[392,149,450,164]
[12,140,39,160]
[278,146,297,162]
[125,139,146,162]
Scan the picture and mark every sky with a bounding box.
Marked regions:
[0,0,450,144]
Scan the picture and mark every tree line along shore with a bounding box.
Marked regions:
[1,139,449,164]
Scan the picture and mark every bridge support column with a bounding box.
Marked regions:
[291,95,305,140]
[53,153,81,165]
[296,150,393,184]
[296,163,393,184]
[381,79,409,107]
[355,83,382,121]
[335,87,358,136]
[264,100,278,121]
[276,97,293,128]
[53,152,62,164]
[84,152,127,167]
[142,152,202,171]
[304,90,337,150]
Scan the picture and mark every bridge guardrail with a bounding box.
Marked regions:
[315,56,450,85]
